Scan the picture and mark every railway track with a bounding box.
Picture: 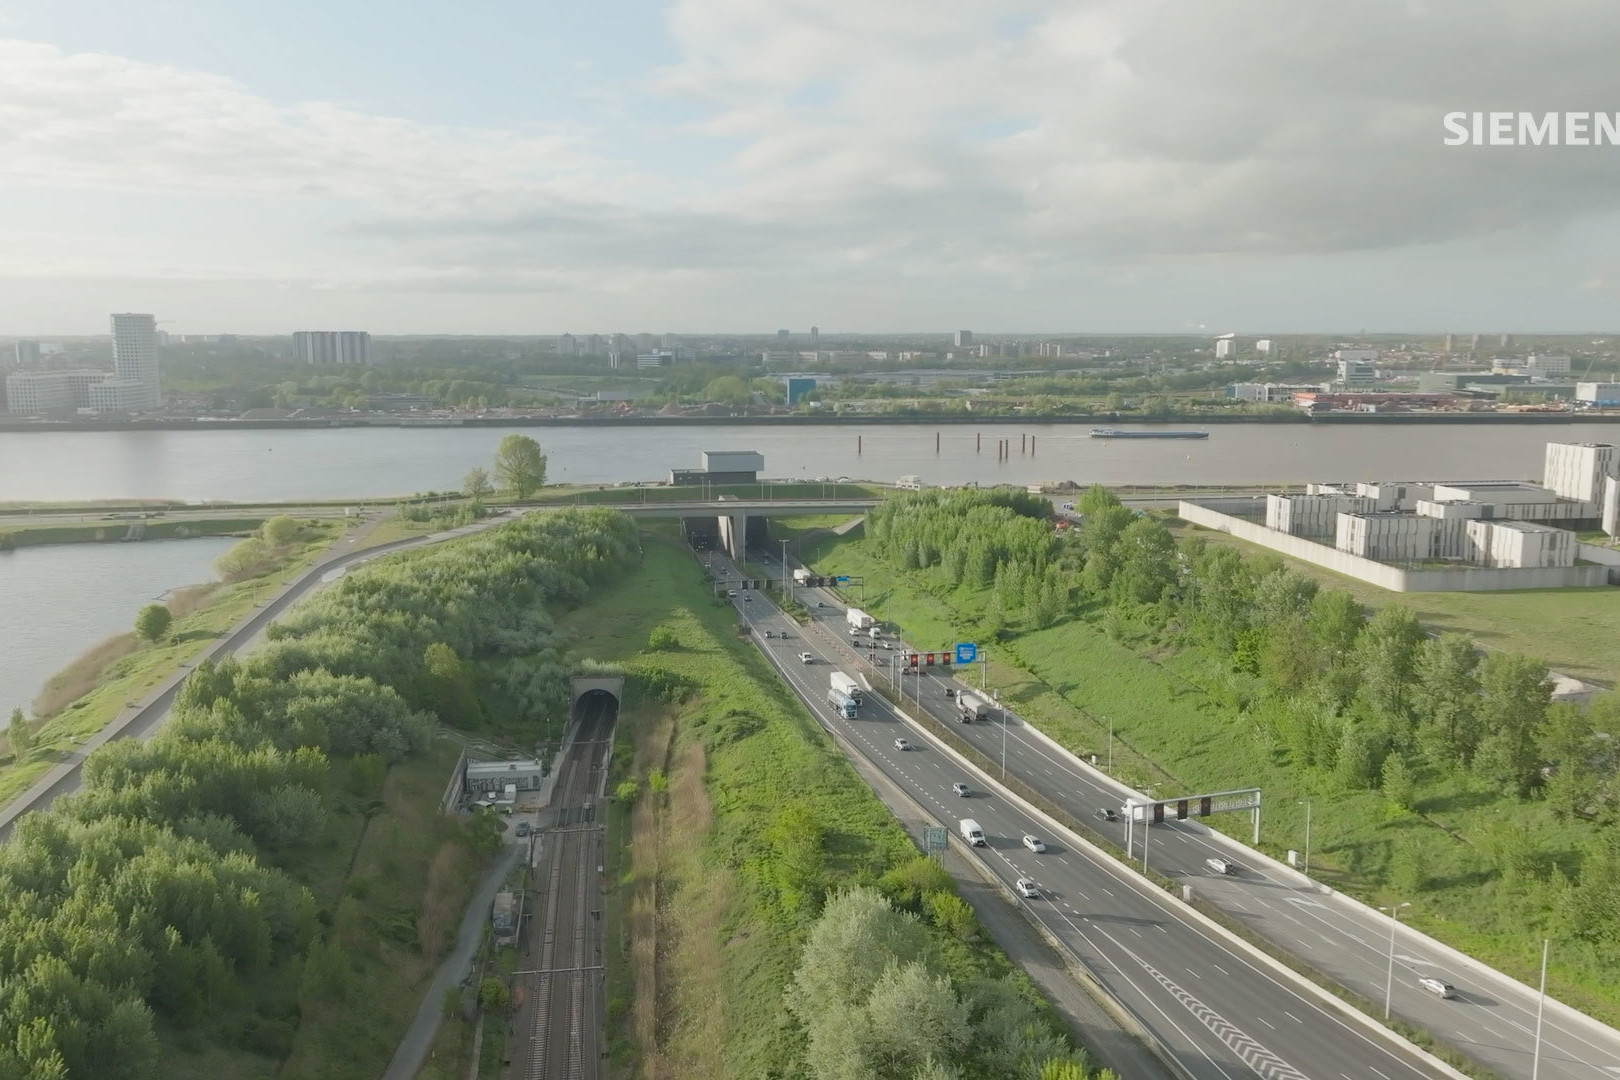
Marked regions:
[519,698,611,1080]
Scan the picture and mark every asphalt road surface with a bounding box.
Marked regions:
[710,551,1454,1080]
[736,549,1620,1080]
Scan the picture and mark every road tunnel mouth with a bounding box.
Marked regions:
[569,675,625,728]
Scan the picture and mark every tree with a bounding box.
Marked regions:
[261,515,300,547]
[1380,752,1415,815]
[1308,589,1363,660]
[1413,634,1481,768]
[1109,517,1178,605]
[463,466,493,501]
[493,434,547,497]
[1541,703,1598,819]
[1352,606,1426,730]
[7,706,30,758]
[478,977,511,1013]
[923,890,976,940]
[134,603,173,642]
[1473,653,1552,798]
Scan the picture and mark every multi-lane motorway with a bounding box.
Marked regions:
[730,549,1620,1080]
[708,551,1455,1080]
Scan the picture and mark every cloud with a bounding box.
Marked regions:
[5,1,1620,321]
[0,40,606,207]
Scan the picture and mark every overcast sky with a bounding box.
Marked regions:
[2,0,1618,336]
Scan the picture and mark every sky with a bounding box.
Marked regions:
[2,0,1620,336]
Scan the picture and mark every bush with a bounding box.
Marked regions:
[134,602,173,642]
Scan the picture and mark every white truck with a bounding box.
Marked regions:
[955,689,995,722]
[827,688,859,719]
[793,567,813,585]
[830,671,864,705]
[846,608,875,632]
[958,818,986,846]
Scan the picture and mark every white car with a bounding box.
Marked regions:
[1021,835,1047,853]
[1419,977,1456,999]
[1015,878,1040,899]
[1205,857,1235,875]
[798,652,814,664]
[952,782,970,797]
[893,737,912,751]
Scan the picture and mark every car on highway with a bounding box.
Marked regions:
[1204,857,1236,875]
[798,652,814,663]
[1021,835,1047,853]
[515,821,531,837]
[1419,977,1456,999]
[727,590,737,597]
[778,630,790,639]
[1094,808,1120,822]
[764,630,774,638]
[1015,878,1040,899]
[952,782,970,797]
[894,737,912,751]
[743,594,751,602]
[880,641,893,650]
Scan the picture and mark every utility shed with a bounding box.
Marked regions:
[492,891,517,941]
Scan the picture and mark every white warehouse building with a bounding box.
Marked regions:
[1465,520,1575,568]
[1266,493,1376,538]
[1335,512,1436,562]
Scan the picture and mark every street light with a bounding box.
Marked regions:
[1106,716,1114,773]
[779,539,790,598]
[1299,798,1312,877]
[1533,939,1550,1080]
[1381,902,1411,1019]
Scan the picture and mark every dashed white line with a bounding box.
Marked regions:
[1211,964,1230,976]
[1257,1017,1275,1029]
[1285,1011,1302,1024]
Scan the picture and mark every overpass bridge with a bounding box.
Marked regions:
[613,498,877,558]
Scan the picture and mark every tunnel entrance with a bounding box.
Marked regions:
[569,675,625,725]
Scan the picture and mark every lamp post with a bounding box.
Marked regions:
[1381,902,1411,1019]
[1107,716,1114,773]
[1533,939,1550,1080]
[779,539,790,598]
[996,690,1006,780]
[1300,798,1312,877]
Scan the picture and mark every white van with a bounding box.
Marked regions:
[959,818,986,846]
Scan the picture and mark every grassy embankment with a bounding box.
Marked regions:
[553,530,1083,1079]
[161,739,481,1080]
[0,516,265,549]
[0,519,350,804]
[1175,522,1620,683]
[805,529,1620,1026]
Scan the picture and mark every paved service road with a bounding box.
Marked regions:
[707,552,1454,1080]
[749,553,1620,1080]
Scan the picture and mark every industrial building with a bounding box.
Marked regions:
[464,759,546,797]
[1228,382,1328,403]
[669,450,764,486]
[1179,440,1620,592]
[784,376,817,405]
[1577,382,1620,406]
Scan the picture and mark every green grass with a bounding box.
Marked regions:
[565,536,1082,1078]
[0,521,349,805]
[804,534,1620,1028]
[1178,523,1620,683]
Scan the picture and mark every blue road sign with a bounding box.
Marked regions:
[954,643,978,665]
[836,575,851,583]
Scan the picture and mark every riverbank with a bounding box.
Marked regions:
[0,519,350,805]
[0,410,1615,433]
[0,517,264,548]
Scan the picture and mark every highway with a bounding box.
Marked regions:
[707,550,1454,1080]
[746,550,1620,1080]
[515,699,610,1080]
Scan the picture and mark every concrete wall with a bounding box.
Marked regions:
[1180,500,1613,592]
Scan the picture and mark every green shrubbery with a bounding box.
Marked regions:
[0,509,641,1075]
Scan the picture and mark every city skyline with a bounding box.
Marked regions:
[2,2,1619,334]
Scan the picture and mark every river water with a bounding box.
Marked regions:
[0,538,236,720]
[0,422,1606,502]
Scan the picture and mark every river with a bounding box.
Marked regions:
[0,422,1607,502]
[0,537,237,719]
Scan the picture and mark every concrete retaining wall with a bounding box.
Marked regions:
[1180,500,1612,591]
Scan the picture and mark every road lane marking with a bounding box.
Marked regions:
[1285,1012,1302,1024]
